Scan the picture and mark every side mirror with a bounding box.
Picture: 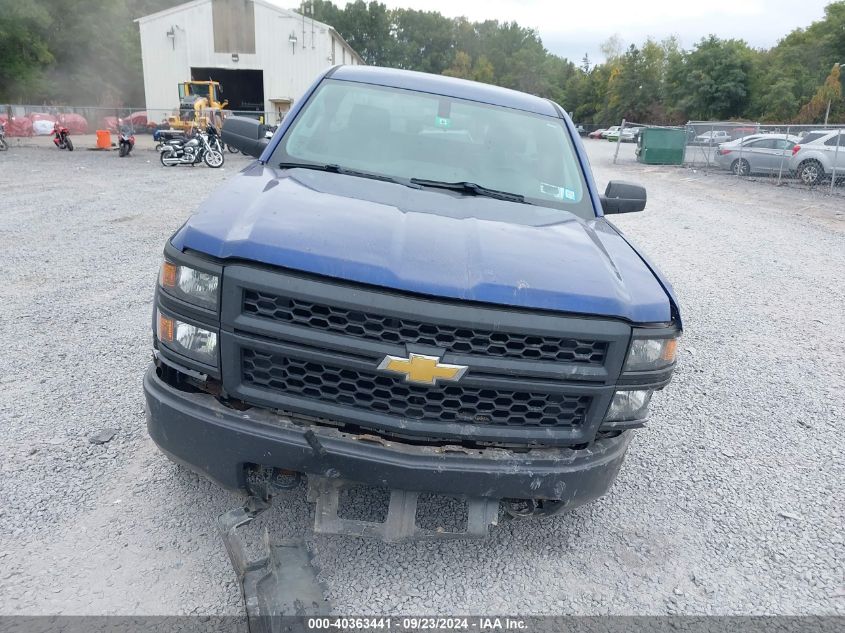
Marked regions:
[600,180,647,214]
[221,115,270,158]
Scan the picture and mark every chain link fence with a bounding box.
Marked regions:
[593,119,845,196]
[0,104,279,138]
[4,104,843,196]
[682,122,844,193]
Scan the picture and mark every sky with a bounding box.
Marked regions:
[375,0,833,64]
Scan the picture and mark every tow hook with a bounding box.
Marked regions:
[219,468,330,632]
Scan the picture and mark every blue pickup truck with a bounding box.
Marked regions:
[144,66,681,540]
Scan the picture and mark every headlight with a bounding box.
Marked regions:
[160,260,219,310]
[157,310,218,366]
[623,336,678,372]
[604,389,653,422]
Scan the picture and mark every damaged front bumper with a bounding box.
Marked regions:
[144,364,631,520]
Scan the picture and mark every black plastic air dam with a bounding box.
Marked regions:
[144,364,631,503]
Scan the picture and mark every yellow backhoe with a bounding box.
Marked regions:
[166,81,229,131]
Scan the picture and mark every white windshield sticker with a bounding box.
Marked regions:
[540,183,577,201]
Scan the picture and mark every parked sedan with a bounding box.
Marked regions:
[600,125,621,139]
[714,134,799,175]
[789,129,845,185]
[606,127,642,143]
[693,130,731,145]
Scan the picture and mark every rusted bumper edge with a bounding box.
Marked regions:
[144,364,632,503]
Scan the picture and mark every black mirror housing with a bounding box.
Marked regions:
[600,180,647,214]
[221,116,270,158]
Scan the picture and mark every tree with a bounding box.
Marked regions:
[795,63,842,123]
[0,0,53,102]
[600,34,624,60]
[472,55,494,84]
[603,40,669,123]
[443,51,473,79]
[314,0,394,66]
[671,35,755,120]
[391,8,455,73]
[443,51,495,84]
[580,53,590,73]
[756,78,802,123]
[0,0,182,105]
[4,0,845,123]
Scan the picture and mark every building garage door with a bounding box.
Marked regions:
[191,68,264,113]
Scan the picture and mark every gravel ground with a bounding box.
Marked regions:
[0,137,843,616]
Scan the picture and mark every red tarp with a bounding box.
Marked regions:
[58,113,89,135]
[102,112,152,131]
[0,114,34,137]
[128,111,149,127]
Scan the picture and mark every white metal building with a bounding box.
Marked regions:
[136,0,363,123]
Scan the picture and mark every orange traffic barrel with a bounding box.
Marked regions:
[96,130,111,149]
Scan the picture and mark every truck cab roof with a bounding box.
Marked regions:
[330,65,560,117]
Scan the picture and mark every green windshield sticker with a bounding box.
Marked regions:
[435,116,452,128]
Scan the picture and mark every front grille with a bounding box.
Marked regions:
[243,290,607,364]
[242,348,591,428]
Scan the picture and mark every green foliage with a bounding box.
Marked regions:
[0,0,181,104]
[0,0,54,102]
[315,0,845,125]
[669,35,757,120]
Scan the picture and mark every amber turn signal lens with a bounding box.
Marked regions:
[157,312,175,343]
[661,338,678,363]
[160,261,178,288]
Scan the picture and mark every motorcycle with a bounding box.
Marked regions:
[52,122,74,151]
[153,128,187,151]
[0,122,7,151]
[207,124,236,156]
[159,126,224,168]
[204,122,240,154]
[118,125,135,157]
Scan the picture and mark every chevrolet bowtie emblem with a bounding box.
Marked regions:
[377,353,468,386]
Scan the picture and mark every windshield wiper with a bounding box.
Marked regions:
[409,178,526,204]
[277,162,412,187]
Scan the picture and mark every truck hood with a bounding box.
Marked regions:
[173,164,671,323]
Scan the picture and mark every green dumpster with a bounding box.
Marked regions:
[636,127,685,165]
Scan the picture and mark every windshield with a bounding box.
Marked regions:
[271,79,595,220]
[798,132,826,144]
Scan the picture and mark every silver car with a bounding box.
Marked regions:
[788,129,845,185]
[714,134,799,175]
[694,130,731,145]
